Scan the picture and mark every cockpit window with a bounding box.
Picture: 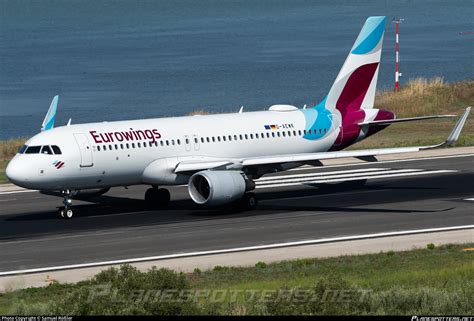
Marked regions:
[24,146,41,154]
[51,145,62,154]
[18,145,28,154]
[41,145,53,155]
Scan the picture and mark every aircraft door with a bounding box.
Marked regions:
[193,135,200,151]
[73,133,94,167]
[184,135,191,152]
[331,113,343,146]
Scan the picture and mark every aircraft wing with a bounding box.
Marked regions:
[358,114,456,126]
[174,107,470,174]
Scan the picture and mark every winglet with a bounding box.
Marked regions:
[41,95,59,131]
[423,107,471,149]
[444,106,471,146]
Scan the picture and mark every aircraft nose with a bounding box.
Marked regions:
[6,158,29,187]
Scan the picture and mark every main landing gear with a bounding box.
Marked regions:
[58,189,74,219]
[234,192,258,211]
[145,187,171,209]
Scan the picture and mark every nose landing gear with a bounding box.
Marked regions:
[58,190,74,219]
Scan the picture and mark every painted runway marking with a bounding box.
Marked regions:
[0,189,38,195]
[257,168,391,181]
[256,169,422,185]
[288,153,474,171]
[0,225,472,276]
[256,170,457,189]
[0,199,17,202]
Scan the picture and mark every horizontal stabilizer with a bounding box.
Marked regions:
[358,114,456,126]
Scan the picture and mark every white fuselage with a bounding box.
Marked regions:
[6,106,347,191]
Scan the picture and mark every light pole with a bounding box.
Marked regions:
[393,18,404,91]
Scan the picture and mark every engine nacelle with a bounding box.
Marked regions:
[188,170,253,206]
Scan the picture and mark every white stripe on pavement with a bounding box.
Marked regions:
[257,169,422,185]
[288,153,474,171]
[0,225,471,277]
[256,170,457,189]
[257,168,390,181]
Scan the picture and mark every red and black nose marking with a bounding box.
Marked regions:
[53,160,65,169]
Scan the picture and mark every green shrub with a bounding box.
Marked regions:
[427,243,436,250]
[53,265,201,315]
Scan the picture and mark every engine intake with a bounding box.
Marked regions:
[188,170,253,206]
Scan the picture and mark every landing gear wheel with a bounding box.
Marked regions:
[156,188,171,208]
[238,192,258,211]
[58,208,74,219]
[145,187,171,209]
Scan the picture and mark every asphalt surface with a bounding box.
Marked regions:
[0,154,473,272]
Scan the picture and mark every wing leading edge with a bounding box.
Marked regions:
[174,107,471,174]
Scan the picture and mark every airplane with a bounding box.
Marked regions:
[5,16,471,219]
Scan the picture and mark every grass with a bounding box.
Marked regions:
[0,78,473,184]
[0,139,26,183]
[0,243,472,315]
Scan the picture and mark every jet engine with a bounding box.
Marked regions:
[188,170,254,206]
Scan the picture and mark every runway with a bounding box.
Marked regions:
[0,151,473,273]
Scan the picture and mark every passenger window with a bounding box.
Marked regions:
[245,134,248,140]
[166,140,169,146]
[261,133,264,138]
[239,134,243,140]
[324,128,327,133]
[277,132,281,137]
[223,136,226,142]
[282,132,286,137]
[271,132,275,138]
[176,140,180,145]
[206,137,210,143]
[212,137,215,142]
[41,145,53,155]
[298,130,302,136]
[25,146,41,154]
[193,137,197,144]
[120,144,124,149]
[266,133,270,138]
[250,134,253,139]
[97,146,101,151]
[234,135,237,140]
[228,135,232,141]
[201,137,205,143]
[18,145,28,154]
